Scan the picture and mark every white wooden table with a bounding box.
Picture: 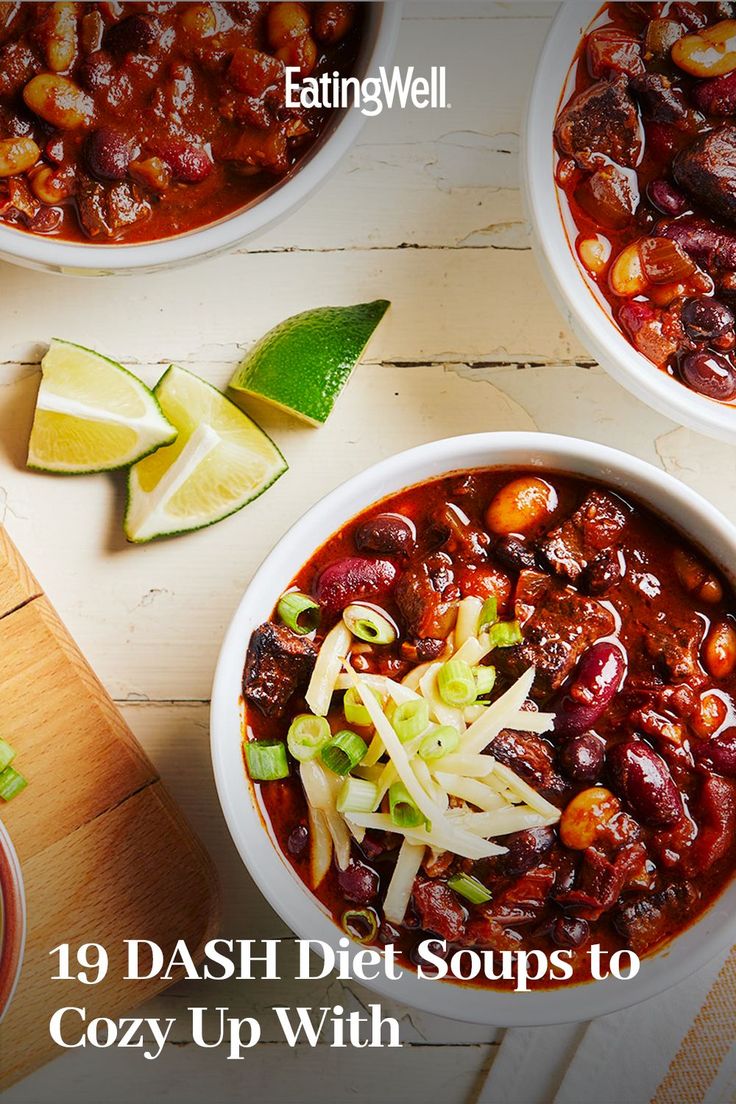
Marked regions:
[3,4,733,1101]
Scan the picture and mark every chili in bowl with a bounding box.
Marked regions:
[211,433,736,1025]
[525,1,736,443]
[0,2,400,274]
[0,819,25,1023]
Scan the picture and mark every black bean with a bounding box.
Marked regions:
[287,824,309,857]
[681,298,735,343]
[558,732,606,783]
[679,349,736,401]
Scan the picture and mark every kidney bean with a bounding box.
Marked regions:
[692,68,736,114]
[695,728,736,776]
[499,826,555,876]
[660,215,736,270]
[551,916,590,949]
[679,349,736,400]
[287,823,309,856]
[688,774,736,871]
[647,179,688,217]
[354,513,415,557]
[682,298,735,342]
[314,556,397,614]
[337,860,378,904]
[105,14,159,56]
[84,127,131,181]
[608,741,684,827]
[558,732,606,783]
[554,641,626,738]
[156,137,212,183]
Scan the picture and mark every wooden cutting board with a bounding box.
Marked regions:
[0,528,221,1090]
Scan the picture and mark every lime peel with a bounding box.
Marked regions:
[124,364,287,543]
[228,300,390,426]
[27,337,177,475]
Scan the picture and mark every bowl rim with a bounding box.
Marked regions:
[522,0,736,445]
[0,818,26,1024]
[0,2,402,273]
[211,430,736,1026]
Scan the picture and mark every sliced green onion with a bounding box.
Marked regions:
[245,740,289,781]
[277,591,320,635]
[344,685,381,728]
[342,907,379,944]
[389,781,425,828]
[336,776,378,815]
[321,729,368,775]
[447,872,492,905]
[391,698,430,742]
[438,658,477,707]
[0,738,16,773]
[287,714,331,762]
[418,724,460,762]
[487,619,523,649]
[478,596,498,633]
[342,603,397,645]
[0,765,27,802]
[474,665,496,697]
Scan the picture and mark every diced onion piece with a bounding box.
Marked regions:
[492,762,561,819]
[344,685,380,728]
[474,665,496,697]
[321,729,368,775]
[287,714,331,762]
[245,740,289,780]
[277,590,320,635]
[438,752,496,777]
[486,620,523,649]
[438,658,477,707]
[383,839,426,925]
[392,698,430,742]
[478,596,498,632]
[306,622,352,716]
[337,776,378,815]
[342,907,378,943]
[461,667,536,754]
[389,781,425,828]
[419,664,466,730]
[343,602,397,645]
[455,596,483,649]
[418,724,460,762]
[447,872,492,905]
[433,772,506,811]
[309,807,332,887]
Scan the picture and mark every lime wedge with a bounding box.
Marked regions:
[27,338,177,474]
[124,364,287,543]
[228,300,390,426]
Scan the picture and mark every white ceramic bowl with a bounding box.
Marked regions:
[0,3,401,277]
[212,431,736,1026]
[524,2,736,444]
[0,819,25,1024]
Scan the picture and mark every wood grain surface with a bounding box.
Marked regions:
[0,531,220,1090]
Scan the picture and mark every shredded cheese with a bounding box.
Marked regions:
[306,622,352,716]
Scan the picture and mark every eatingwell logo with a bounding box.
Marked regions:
[285,66,449,117]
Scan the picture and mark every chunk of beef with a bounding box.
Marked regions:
[490,728,570,803]
[412,879,466,942]
[554,75,643,169]
[488,867,556,927]
[497,571,615,696]
[630,72,692,127]
[674,125,736,225]
[618,298,686,369]
[243,621,317,718]
[538,490,628,586]
[76,175,151,239]
[394,555,456,640]
[462,915,521,951]
[613,881,698,953]
[644,612,704,682]
[574,163,639,230]
[554,842,647,920]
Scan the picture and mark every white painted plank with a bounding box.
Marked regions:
[2,1039,497,1104]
